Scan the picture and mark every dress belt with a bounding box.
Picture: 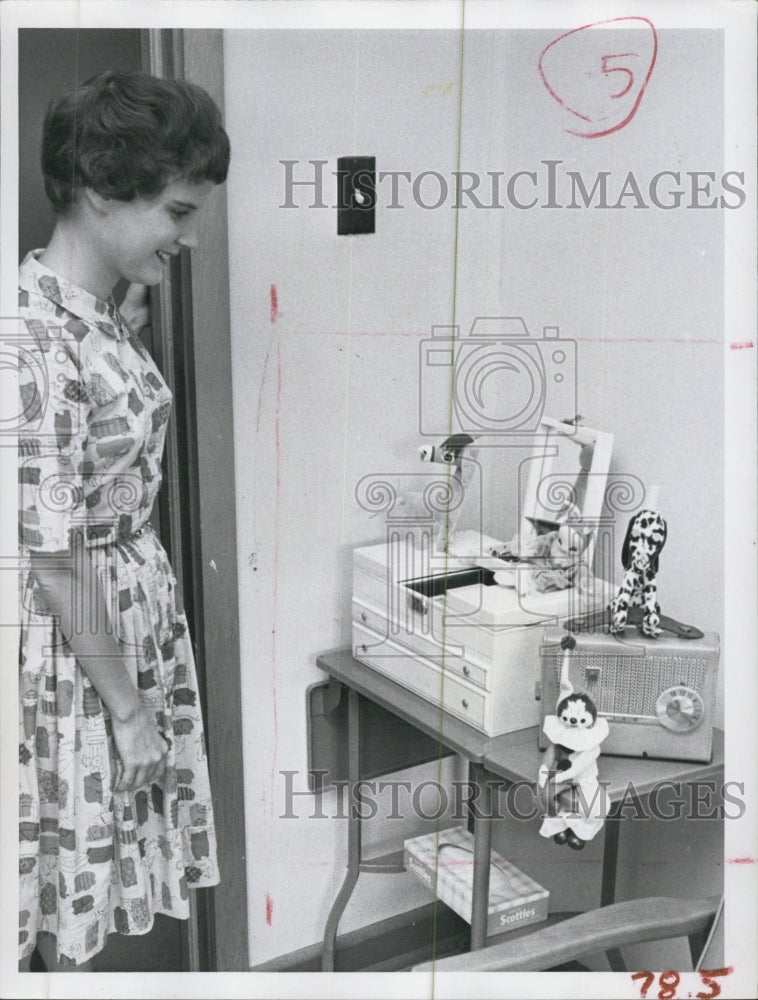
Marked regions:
[84,521,155,550]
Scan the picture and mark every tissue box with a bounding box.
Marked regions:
[404,826,549,938]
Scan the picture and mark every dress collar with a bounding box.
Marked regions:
[19,250,129,341]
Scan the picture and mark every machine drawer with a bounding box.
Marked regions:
[352,599,490,689]
[353,621,487,730]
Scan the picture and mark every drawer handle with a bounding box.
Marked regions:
[408,594,428,616]
[360,644,368,654]
[462,699,469,709]
[360,611,368,623]
[463,665,470,677]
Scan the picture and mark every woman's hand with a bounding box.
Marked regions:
[121,282,150,336]
[30,547,169,794]
[110,703,169,792]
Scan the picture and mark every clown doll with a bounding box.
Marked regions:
[537,636,610,850]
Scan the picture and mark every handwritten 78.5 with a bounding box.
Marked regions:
[631,968,733,999]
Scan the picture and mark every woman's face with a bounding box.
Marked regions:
[95,178,215,287]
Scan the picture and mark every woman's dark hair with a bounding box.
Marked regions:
[42,70,230,212]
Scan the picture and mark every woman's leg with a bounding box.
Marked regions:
[35,932,94,972]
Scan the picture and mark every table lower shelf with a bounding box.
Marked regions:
[359,850,408,875]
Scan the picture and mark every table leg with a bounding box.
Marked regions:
[601,811,626,972]
[600,812,620,906]
[469,763,493,950]
[322,687,361,972]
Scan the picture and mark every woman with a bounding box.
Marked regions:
[18,70,230,971]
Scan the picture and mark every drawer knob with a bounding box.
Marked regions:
[462,699,469,709]
[361,644,368,653]
[408,594,428,616]
[360,611,368,623]
[463,665,470,677]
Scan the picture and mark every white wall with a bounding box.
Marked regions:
[223,28,725,964]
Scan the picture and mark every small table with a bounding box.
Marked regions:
[314,649,724,972]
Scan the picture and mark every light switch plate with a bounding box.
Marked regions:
[337,155,376,235]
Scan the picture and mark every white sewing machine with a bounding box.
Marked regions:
[352,419,615,736]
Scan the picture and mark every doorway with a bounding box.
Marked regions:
[18,27,247,972]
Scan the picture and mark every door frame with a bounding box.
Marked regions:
[142,28,249,973]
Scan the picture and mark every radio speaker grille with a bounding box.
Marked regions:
[552,654,709,717]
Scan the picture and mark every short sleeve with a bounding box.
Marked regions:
[18,320,92,553]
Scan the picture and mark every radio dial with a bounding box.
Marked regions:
[655,686,705,732]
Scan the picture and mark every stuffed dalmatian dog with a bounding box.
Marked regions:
[609,509,668,637]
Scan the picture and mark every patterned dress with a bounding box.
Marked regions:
[18,251,219,966]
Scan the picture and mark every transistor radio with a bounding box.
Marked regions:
[538,626,720,763]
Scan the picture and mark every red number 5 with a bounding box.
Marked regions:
[600,53,637,99]
[697,967,733,999]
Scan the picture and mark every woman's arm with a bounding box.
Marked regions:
[29,540,168,793]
